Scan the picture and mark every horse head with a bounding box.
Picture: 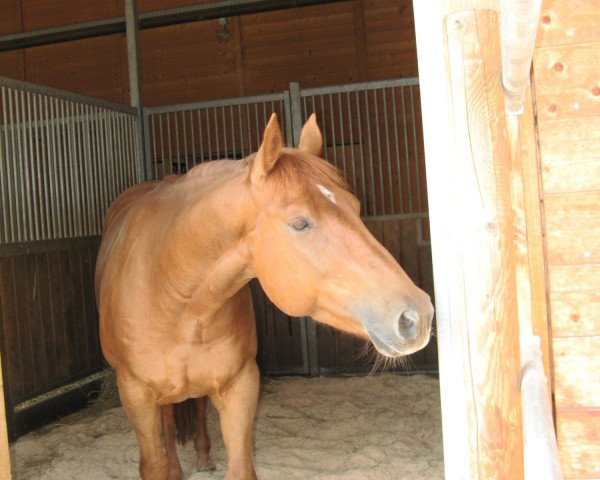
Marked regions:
[247,114,433,357]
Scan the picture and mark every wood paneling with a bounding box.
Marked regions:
[544,192,600,265]
[533,44,600,121]
[553,336,600,409]
[24,35,128,104]
[537,116,600,166]
[536,0,600,48]
[0,0,22,36]
[548,264,600,337]
[20,0,123,31]
[0,240,104,438]
[556,409,600,478]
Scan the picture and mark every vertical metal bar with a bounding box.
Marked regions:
[197,109,205,163]
[261,102,267,134]
[346,91,357,195]
[245,104,252,152]
[221,106,228,158]
[68,101,83,237]
[48,97,60,237]
[0,87,11,242]
[213,107,220,160]
[229,105,236,158]
[13,90,27,241]
[166,113,173,174]
[5,88,19,241]
[337,92,347,177]
[188,110,197,167]
[173,110,181,173]
[237,104,244,158]
[206,109,212,161]
[59,99,74,236]
[125,0,142,109]
[288,82,302,147]
[328,93,337,168]
[253,105,259,150]
[92,106,107,227]
[391,87,404,213]
[73,102,86,236]
[150,115,158,179]
[100,109,113,218]
[82,103,97,234]
[356,90,367,212]
[37,95,51,239]
[364,90,376,216]
[158,114,166,178]
[282,93,293,147]
[373,89,385,215]
[32,93,45,239]
[114,113,126,195]
[381,88,394,214]
[25,91,41,240]
[181,110,189,172]
[319,95,328,160]
[400,86,413,213]
[410,85,422,213]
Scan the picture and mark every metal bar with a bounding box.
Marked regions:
[32,93,45,239]
[25,91,41,240]
[319,95,328,160]
[82,103,96,234]
[0,88,9,242]
[245,104,252,152]
[173,111,181,172]
[282,91,293,147]
[337,92,347,177]
[300,77,420,97]
[67,101,83,237]
[197,109,205,163]
[166,113,173,174]
[0,0,351,52]
[355,90,367,212]
[206,109,213,161]
[382,88,394,214]
[92,106,107,227]
[221,106,228,158]
[189,109,197,167]
[48,97,60,237]
[328,93,337,168]
[237,104,244,158]
[0,76,137,114]
[410,85,422,213]
[13,89,27,241]
[181,111,189,172]
[373,89,385,215]
[400,86,412,213]
[125,0,142,109]
[391,87,403,213]
[229,105,236,158]
[364,90,376,216]
[346,91,357,195]
[288,82,302,147]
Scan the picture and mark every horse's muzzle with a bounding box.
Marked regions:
[363,304,434,358]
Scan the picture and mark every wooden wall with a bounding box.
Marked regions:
[0,0,418,106]
[533,1,600,477]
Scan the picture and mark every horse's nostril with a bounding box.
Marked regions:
[397,310,419,341]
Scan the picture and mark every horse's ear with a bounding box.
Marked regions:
[298,113,322,156]
[251,113,283,184]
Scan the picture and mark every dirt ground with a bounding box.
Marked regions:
[10,374,443,480]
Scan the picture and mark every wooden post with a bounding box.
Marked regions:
[0,354,12,480]
[413,5,524,479]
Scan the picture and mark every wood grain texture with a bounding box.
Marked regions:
[553,336,600,409]
[558,443,600,479]
[21,0,122,30]
[548,264,600,337]
[0,353,11,480]
[544,191,600,265]
[444,9,523,479]
[556,408,600,479]
[536,0,600,48]
[533,44,600,121]
[537,116,600,166]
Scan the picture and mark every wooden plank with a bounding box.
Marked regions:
[536,0,600,48]
[533,44,600,121]
[537,116,600,166]
[557,408,600,446]
[553,336,600,409]
[548,264,600,337]
[541,156,600,194]
[0,0,21,36]
[558,443,600,479]
[352,0,367,82]
[544,191,600,265]
[418,8,524,480]
[21,0,123,30]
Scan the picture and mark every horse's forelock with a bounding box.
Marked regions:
[265,150,349,194]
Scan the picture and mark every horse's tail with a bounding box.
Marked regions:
[174,398,197,445]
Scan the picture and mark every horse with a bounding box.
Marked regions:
[95,113,434,480]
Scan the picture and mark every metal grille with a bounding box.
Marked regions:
[0,76,142,244]
[145,94,292,180]
[299,78,426,218]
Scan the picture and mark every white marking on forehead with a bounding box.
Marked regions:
[317,184,336,204]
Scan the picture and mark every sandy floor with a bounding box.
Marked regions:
[10,374,443,480]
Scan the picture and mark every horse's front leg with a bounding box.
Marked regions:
[210,360,260,480]
[117,371,168,480]
[194,396,216,471]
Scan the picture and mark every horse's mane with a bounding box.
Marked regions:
[184,159,245,179]
[265,148,349,192]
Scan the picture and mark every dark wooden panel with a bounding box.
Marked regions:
[0,240,104,439]
[0,0,22,36]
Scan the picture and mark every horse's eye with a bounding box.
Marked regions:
[289,218,312,232]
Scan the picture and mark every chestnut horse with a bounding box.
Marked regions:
[96,114,433,480]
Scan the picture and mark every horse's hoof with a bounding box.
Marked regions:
[196,455,216,471]
[167,465,184,480]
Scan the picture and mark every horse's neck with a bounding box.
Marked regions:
[160,169,255,318]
